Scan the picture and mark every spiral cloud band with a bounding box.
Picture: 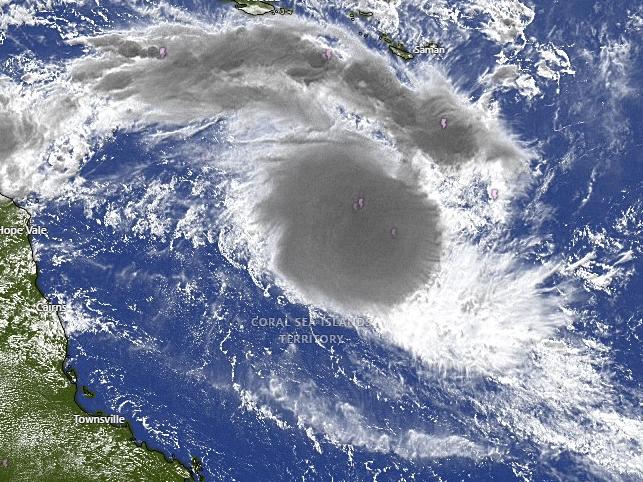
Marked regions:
[35,18,523,314]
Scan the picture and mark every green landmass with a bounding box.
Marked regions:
[379,32,414,60]
[346,9,414,61]
[228,0,293,15]
[348,10,373,20]
[82,385,96,398]
[0,198,190,481]
[191,456,205,482]
[232,0,275,15]
[388,44,414,60]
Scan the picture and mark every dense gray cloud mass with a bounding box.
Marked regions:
[254,142,442,313]
[0,82,69,197]
[0,18,526,313]
[0,90,37,184]
[70,20,523,166]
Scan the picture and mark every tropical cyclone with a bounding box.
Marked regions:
[254,142,442,313]
[1,17,527,314]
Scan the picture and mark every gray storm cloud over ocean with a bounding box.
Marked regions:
[2,18,528,314]
[2,11,641,478]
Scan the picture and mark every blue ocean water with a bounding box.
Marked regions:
[2,0,640,480]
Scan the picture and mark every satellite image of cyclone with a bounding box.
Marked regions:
[0,0,641,481]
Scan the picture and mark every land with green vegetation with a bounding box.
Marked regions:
[0,198,191,481]
[348,10,373,20]
[347,8,414,60]
[230,0,293,15]
[379,32,414,60]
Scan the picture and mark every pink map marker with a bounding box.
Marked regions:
[159,47,167,59]
[440,117,448,129]
[490,188,499,200]
[352,194,365,211]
